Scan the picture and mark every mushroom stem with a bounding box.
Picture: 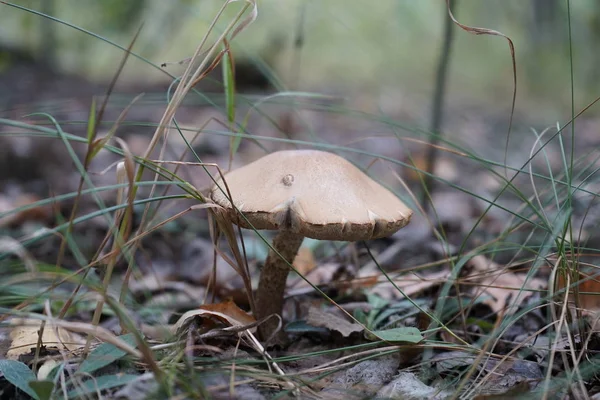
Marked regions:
[256,230,304,341]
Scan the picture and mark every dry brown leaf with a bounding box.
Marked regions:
[0,196,13,226]
[555,270,600,313]
[0,194,51,228]
[371,269,451,300]
[7,318,85,359]
[288,262,356,294]
[128,273,167,293]
[467,255,545,315]
[173,299,255,334]
[337,275,379,292]
[306,307,363,337]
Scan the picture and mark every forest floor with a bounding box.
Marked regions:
[2,52,600,399]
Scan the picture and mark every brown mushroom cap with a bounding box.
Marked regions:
[210,150,412,241]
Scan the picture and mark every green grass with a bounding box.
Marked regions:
[1,0,600,399]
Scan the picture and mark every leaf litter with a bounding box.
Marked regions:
[0,184,561,399]
[0,4,595,397]
[6,318,85,360]
[464,255,546,317]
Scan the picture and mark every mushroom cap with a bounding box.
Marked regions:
[210,150,412,241]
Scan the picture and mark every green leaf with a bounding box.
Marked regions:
[222,46,242,160]
[29,380,55,400]
[222,48,236,126]
[285,320,329,334]
[372,298,429,329]
[353,308,368,326]
[67,374,139,398]
[0,359,39,400]
[86,96,97,142]
[440,296,487,321]
[366,293,389,327]
[369,327,423,343]
[78,333,137,374]
[366,293,389,310]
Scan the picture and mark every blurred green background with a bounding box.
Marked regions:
[2,0,600,121]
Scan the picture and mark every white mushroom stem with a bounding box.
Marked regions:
[256,230,304,341]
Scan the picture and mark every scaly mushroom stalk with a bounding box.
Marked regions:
[256,231,304,341]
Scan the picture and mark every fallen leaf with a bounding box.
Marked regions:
[335,274,379,293]
[432,351,476,374]
[377,372,450,400]
[113,372,158,400]
[322,355,400,399]
[0,194,51,228]
[306,307,363,337]
[7,318,84,360]
[429,352,542,398]
[466,255,545,316]
[555,270,600,313]
[173,299,255,334]
[370,269,451,300]
[0,196,13,226]
[476,357,542,396]
[288,262,357,294]
[368,327,423,344]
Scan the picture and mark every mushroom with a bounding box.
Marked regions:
[210,150,412,341]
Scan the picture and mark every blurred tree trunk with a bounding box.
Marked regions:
[422,0,457,210]
[585,2,600,84]
[531,0,560,46]
[39,0,56,71]
[525,0,561,96]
